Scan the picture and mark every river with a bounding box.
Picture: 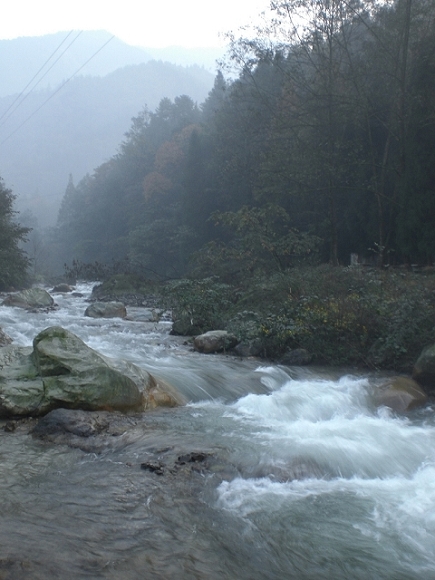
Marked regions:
[0,283,434,579]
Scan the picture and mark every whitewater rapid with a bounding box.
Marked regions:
[0,282,434,579]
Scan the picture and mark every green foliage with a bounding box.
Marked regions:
[191,205,320,282]
[0,178,30,290]
[220,267,435,369]
[162,277,233,334]
[63,258,131,283]
[53,0,435,275]
[91,273,160,301]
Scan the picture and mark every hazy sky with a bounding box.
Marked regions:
[2,0,270,48]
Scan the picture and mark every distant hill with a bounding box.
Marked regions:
[144,46,224,71]
[0,58,215,225]
[0,31,153,97]
[0,31,224,98]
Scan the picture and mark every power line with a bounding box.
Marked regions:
[0,31,79,126]
[0,34,115,145]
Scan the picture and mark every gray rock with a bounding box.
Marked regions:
[279,348,312,366]
[32,408,110,438]
[51,283,73,293]
[375,376,428,413]
[0,327,12,346]
[84,301,127,319]
[193,330,238,354]
[0,326,185,417]
[233,339,263,358]
[2,288,54,309]
[413,344,435,394]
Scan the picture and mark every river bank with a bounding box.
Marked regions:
[88,265,435,373]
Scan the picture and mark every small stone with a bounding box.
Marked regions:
[140,461,165,475]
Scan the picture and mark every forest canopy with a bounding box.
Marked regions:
[53,0,435,279]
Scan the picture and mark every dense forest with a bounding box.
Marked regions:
[1,0,435,369]
[52,0,435,276]
[0,55,213,227]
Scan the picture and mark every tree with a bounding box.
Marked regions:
[0,177,30,289]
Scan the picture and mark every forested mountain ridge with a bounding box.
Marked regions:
[53,0,435,276]
[0,58,214,225]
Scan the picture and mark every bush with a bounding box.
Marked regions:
[162,277,233,335]
[221,266,435,369]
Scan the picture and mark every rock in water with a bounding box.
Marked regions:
[0,326,185,417]
[50,283,73,293]
[376,376,428,413]
[2,288,54,309]
[84,301,127,319]
[193,330,238,354]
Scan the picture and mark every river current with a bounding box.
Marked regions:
[0,283,435,579]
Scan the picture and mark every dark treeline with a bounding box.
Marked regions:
[53,0,435,279]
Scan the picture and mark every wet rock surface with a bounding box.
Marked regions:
[0,326,184,417]
[2,287,54,310]
[376,376,428,412]
[84,301,127,319]
[193,330,239,354]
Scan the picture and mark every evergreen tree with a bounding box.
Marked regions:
[0,177,30,289]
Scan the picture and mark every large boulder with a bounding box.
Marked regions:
[193,330,238,354]
[0,326,184,417]
[84,301,127,319]
[413,344,435,395]
[375,376,428,413]
[2,288,54,309]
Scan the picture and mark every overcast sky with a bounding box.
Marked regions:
[2,0,270,48]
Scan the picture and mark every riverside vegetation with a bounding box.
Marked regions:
[86,265,435,373]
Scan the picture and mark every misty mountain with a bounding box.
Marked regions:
[0,31,224,98]
[145,46,224,71]
[0,31,153,97]
[0,59,215,226]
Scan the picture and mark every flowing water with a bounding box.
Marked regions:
[0,284,435,579]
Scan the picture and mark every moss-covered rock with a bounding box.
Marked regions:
[2,288,54,309]
[0,326,184,417]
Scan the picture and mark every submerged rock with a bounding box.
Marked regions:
[84,301,127,319]
[376,376,428,413]
[32,408,111,439]
[0,326,185,417]
[2,287,54,310]
[193,330,238,354]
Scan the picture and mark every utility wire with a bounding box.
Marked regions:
[0,30,78,126]
[0,35,115,145]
